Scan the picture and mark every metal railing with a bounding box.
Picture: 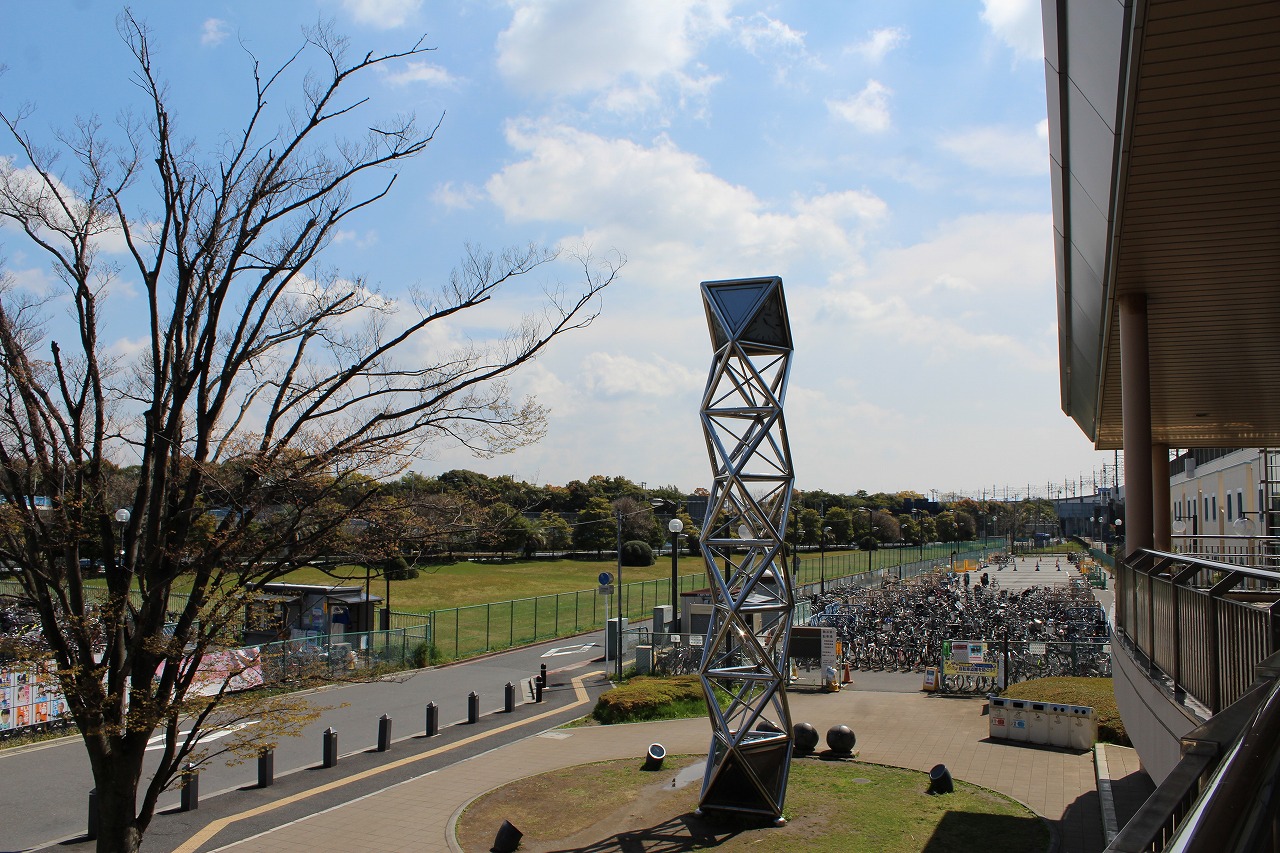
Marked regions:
[1116,549,1280,713]
[1107,651,1280,852]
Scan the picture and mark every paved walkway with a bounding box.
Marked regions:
[188,673,1105,853]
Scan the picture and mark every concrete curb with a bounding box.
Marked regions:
[1094,743,1120,845]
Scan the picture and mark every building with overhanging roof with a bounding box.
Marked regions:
[1044,1,1280,847]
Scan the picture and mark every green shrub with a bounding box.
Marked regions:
[410,640,443,668]
[1001,676,1128,745]
[592,675,704,724]
[385,556,419,580]
[620,540,654,567]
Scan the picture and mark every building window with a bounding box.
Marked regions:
[1212,495,1217,521]
[1204,496,1210,521]
[1227,496,1233,521]
[1238,491,1244,518]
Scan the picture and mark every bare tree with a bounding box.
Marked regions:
[0,14,619,853]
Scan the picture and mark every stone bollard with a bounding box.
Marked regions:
[257,749,274,788]
[377,714,392,752]
[504,682,516,713]
[467,691,480,724]
[87,788,98,841]
[180,764,199,811]
[322,727,338,768]
[425,701,438,737]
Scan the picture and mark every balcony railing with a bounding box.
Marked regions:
[1108,548,1280,851]
[1116,549,1280,714]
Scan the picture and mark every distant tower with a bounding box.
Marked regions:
[695,276,795,822]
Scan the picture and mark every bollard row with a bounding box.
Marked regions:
[86,676,559,833]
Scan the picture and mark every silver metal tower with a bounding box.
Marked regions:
[696,275,796,821]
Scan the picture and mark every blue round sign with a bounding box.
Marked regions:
[598,571,613,585]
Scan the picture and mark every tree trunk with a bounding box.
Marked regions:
[94,766,144,853]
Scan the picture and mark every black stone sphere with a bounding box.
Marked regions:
[826,724,856,754]
[793,722,819,753]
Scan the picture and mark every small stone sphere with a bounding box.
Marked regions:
[826,724,856,754]
[793,722,819,753]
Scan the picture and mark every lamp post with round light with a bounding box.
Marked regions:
[114,508,131,570]
[667,517,684,631]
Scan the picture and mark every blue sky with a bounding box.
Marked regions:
[0,0,1108,498]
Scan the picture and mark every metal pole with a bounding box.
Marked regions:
[616,509,624,682]
[671,532,679,629]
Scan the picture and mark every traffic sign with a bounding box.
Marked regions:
[598,571,613,585]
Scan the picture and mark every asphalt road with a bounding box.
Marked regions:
[0,628,614,853]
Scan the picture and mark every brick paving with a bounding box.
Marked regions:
[191,680,1105,853]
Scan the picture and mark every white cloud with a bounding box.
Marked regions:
[937,122,1048,176]
[342,0,422,29]
[432,182,485,211]
[384,61,457,87]
[980,0,1044,62]
[485,121,885,275]
[827,80,892,133]
[737,13,805,55]
[495,0,731,114]
[201,18,229,47]
[580,352,700,397]
[848,27,905,64]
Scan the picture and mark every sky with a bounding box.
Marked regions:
[0,0,1112,499]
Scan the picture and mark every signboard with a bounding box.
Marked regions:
[598,584,614,596]
[1029,642,1046,656]
[942,639,1003,681]
[820,627,837,670]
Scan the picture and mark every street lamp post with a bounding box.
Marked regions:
[668,517,684,632]
[114,508,130,569]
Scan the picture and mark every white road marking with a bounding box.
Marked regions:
[144,719,260,752]
[541,643,597,658]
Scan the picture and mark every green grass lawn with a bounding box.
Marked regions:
[271,557,678,611]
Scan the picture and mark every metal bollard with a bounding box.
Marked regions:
[322,727,338,768]
[377,713,392,752]
[540,663,548,689]
[535,675,544,703]
[180,764,199,812]
[425,701,439,737]
[504,682,516,713]
[87,788,98,840]
[257,749,274,788]
[467,691,480,723]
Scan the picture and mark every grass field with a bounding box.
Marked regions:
[456,755,1048,852]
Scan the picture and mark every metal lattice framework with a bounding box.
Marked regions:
[696,276,795,821]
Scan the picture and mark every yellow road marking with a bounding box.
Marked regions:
[172,672,596,853]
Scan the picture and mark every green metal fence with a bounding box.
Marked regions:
[4,539,1007,664]
[411,539,1006,661]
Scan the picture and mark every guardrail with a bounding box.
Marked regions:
[1116,549,1280,714]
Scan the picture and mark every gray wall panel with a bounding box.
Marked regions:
[1064,0,1126,133]
[1065,80,1119,219]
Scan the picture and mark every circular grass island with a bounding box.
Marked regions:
[456,754,1049,852]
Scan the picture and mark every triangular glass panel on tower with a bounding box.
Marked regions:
[706,279,772,336]
[739,285,792,352]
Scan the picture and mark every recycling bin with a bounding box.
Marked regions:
[1007,700,1030,742]
[1067,705,1098,750]
[988,695,1009,739]
[1048,704,1072,747]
